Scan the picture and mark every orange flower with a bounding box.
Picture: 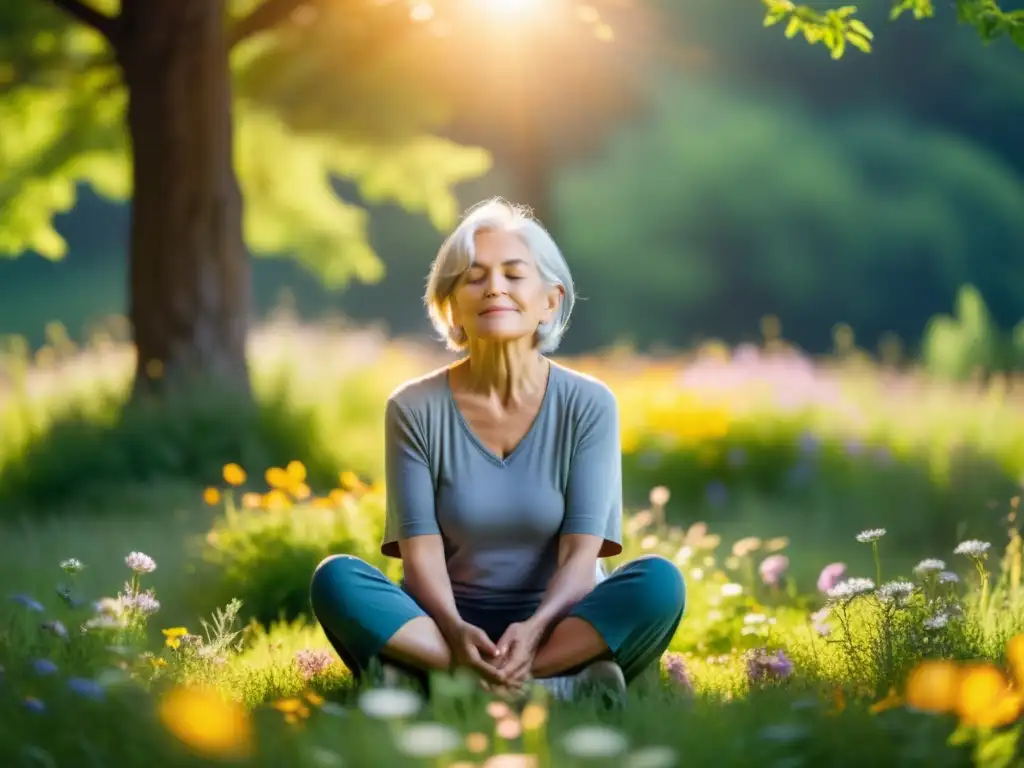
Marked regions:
[905,660,961,714]
[222,463,247,486]
[203,487,221,506]
[869,687,903,715]
[956,663,1021,728]
[158,686,252,761]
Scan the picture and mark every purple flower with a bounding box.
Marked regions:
[817,562,847,594]
[294,649,336,681]
[747,649,793,684]
[662,652,693,692]
[759,555,789,586]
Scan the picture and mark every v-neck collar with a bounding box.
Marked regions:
[445,362,556,468]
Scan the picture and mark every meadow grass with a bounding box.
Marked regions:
[4,322,1024,765]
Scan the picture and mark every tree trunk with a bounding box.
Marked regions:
[117,0,251,401]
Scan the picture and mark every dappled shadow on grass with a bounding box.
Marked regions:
[0,380,340,518]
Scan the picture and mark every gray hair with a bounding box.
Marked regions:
[424,197,576,354]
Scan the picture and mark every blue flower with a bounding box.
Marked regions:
[31,659,58,676]
[67,678,105,701]
[10,594,45,612]
[22,697,46,714]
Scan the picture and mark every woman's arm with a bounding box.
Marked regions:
[523,533,603,634]
[398,534,464,640]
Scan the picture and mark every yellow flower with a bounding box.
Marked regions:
[203,487,221,506]
[162,627,189,650]
[304,691,324,707]
[158,686,252,761]
[905,660,961,714]
[266,467,289,489]
[241,492,262,509]
[263,489,291,510]
[465,732,489,753]
[286,460,307,484]
[291,482,312,501]
[521,703,548,730]
[339,470,365,492]
[222,463,247,486]
[956,663,1021,728]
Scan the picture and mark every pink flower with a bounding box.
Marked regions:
[816,562,847,594]
[746,648,793,683]
[294,649,336,680]
[663,652,693,692]
[758,555,789,586]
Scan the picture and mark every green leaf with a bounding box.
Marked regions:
[845,31,873,52]
[973,725,1020,768]
[784,16,802,38]
[848,19,874,38]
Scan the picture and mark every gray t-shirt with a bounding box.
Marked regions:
[381,361,623,616]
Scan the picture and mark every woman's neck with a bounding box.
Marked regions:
[457,341,549,406]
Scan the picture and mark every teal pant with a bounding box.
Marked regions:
[309,554,685,686]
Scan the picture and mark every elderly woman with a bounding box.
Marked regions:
[310,198,685,704]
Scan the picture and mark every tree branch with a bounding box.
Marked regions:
[229,0,309,48]
[45,0,117,41]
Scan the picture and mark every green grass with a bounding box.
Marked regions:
[5,323,1024,765]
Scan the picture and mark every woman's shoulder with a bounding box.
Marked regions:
[386,365,452,416]
[550,362,618,415]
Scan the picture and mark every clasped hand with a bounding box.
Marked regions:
[448,619,541,690]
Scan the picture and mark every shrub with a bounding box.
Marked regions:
[193,471,399,626]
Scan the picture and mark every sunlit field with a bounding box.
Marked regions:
[3,320,1024,766]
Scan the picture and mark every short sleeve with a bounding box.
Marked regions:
[381,398,440,558]
[560,386,623,557]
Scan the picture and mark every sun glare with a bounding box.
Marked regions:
[473,0,545,17]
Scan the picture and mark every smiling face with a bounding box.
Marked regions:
[449,229,563,348]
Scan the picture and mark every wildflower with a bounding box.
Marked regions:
[59,558,84,575]
[956,663,1020,728]
[67,678,105,701]
[939,571,960,584]
[484,756,539,768]
[395,722,462,758]
[905,660,961,714]
[222,463,247,486]
[856,528,886,544]
[84,615,125,631]
[521,703,548,730]
[924,613,949,630]
[816,562,847,594]
[32,659,57,676]
[496,716,522,740]
[465,732,489,753]
[22,697,45,714]
[124,592,161,615]
[203,487,221,506]
[163,627,189,649]
[954,540,991,558]
[159,686,253,761]
[827,577,875,601]
[357,688,422,719]
[41,620,68,640]
[561,725,630,759]
[720,583,743,598]
[624,746,679,768]
[763,537,790,552]
[759,555,789,586]
[125,552,156,574]
[869,688,903,715]
[731,537,762,558]
[877,581,915,604]
[294,649,336,680]
[810,607,830,636]
[649,486,670,507]
[94,597,124,616]
[913,559,945,576]
[663,652,693,691]
[746,649,794,683]
[11,594,44,612]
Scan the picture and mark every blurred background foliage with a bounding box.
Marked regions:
[1,0,1023,373]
